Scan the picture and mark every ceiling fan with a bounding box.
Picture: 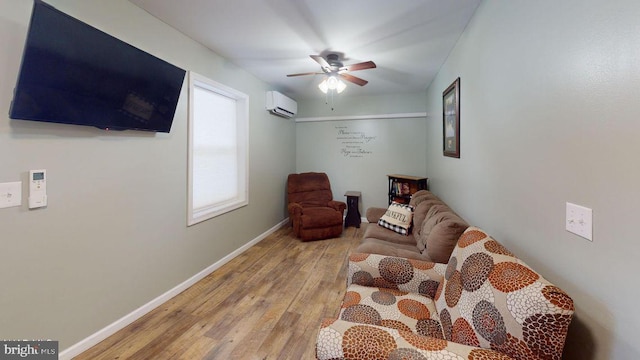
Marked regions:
[287,53,376,91]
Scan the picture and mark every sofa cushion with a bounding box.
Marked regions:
[362,222,416,246]
[347,253,446,296]
[412,199,446,239]
[339,284,443,338]
[415,202,453,249]
[425,219,468,263]
[410,189,431,199]
[408,190,439,207]
[377,202,414,236]
[356,238,428,261]
[417,209,468,263]
[317,318,517,360]
[426,203,459,218]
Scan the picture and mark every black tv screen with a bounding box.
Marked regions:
[9,0,186,133]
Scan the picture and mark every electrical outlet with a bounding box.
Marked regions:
[566,202,592,241]
[0,181,22,209]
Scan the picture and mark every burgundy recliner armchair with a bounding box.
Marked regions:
[287,172,346,241]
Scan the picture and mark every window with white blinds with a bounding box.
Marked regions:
[188,72,248,225]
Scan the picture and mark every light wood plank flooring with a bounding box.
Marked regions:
[74,224,365,359]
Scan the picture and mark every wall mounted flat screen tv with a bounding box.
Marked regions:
[9,0,186,133]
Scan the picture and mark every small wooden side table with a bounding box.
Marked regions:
[344,191,362,228]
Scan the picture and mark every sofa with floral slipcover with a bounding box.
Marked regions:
[316,227,574,360]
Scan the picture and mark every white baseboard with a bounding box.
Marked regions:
[59,219,289,360]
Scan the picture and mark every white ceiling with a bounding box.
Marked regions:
[129,0,481,100]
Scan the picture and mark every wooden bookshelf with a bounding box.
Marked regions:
[387,174,428,204]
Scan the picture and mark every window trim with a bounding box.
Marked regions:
[187,71,249,226]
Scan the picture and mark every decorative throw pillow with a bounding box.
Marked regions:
[377,202,414,235]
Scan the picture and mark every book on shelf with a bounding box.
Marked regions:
[391,181,411,196]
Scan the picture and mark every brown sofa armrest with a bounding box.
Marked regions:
[327,200,346,213]
[365,207,387,223]
[347,252,446,298]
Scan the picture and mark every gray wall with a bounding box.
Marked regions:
[0,0,295,349]
[296,93,428,212]
[425,1,640,359]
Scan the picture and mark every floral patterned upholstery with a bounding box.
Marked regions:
[317,227,574,360]
[318,319,515,360]
[339,284,444,338]
[348,253,447,297]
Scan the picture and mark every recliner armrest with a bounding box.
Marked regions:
[347,253,446,298]
[328,200,346,213]
[287,202,303,216]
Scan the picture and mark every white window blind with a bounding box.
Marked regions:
[188,72,248,225]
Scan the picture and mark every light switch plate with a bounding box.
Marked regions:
[0,181,22,209]
[566,202,592,241]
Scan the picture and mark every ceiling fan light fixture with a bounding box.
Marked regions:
[318,76,346,94]
[336,79,346,93]
[290,54,375,98]
[327,75,338,89]
[318,79,328,93]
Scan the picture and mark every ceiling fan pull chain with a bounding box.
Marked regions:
[324,88,336,111]
[331,89,336,111]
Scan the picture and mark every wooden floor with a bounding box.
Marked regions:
[74,224,365,360]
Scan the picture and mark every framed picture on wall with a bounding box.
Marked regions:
[443,77,460,158]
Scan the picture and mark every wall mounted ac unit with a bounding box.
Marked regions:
[266,91,297,118]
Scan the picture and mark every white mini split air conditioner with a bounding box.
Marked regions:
[266,91,297,118]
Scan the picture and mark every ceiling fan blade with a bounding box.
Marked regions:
[340,73,368,86]
[287,72,323,77]
[341,61,377,72]
[310,54,331,72]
